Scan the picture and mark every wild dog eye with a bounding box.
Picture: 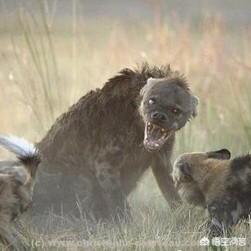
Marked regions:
[148,98,156,105]
[179,162,191,176]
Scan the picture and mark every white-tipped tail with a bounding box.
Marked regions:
[0,135,37,159]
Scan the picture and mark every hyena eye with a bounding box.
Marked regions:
[172,107,181,115]
[148,98,156,105]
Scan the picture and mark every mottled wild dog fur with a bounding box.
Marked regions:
[0,135,40,249]
[33,63,198,220]
[173,149,251,236]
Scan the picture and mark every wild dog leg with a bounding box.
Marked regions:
[0,179,20,251]
[207,197,242,237]
[0,227,16,250]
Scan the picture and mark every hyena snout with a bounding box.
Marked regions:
[150,111,168,122]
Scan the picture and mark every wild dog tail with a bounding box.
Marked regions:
[0,135,40,178]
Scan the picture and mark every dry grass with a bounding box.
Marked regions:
[0,2,251,250]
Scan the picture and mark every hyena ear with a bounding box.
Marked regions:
[191,95,199,118]
[207,149,231,160]
[140,77,158,97]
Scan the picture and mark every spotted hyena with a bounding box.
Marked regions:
[27,63,199,220]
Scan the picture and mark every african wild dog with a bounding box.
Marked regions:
[0,135,40,249]
[173,149,251,236]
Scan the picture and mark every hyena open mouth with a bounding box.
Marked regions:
[144,122,173,151]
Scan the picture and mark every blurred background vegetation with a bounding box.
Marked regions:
[0,0,250,153]
[0,1,251,249]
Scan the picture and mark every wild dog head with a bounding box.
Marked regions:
[172,149,231,206]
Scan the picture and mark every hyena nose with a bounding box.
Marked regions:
[151,111,167,121]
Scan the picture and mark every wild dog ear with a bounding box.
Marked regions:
[207,149,231,160]
[191,95,199,118]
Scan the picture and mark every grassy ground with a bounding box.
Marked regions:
[0,3,251,250]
